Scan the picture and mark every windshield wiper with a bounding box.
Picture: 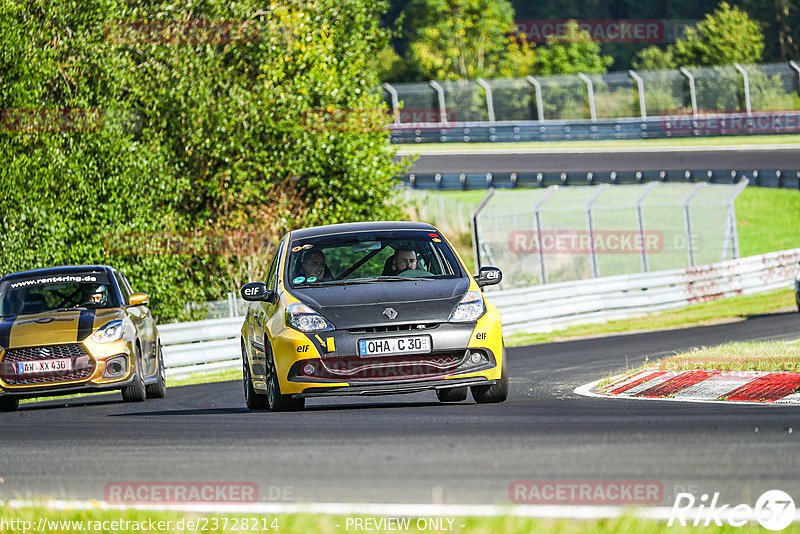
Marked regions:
[55,307,85,312]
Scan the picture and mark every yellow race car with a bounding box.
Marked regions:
[240,221,508,411]
[0,265,165,411]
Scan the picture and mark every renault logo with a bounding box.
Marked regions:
[383,308,398,320]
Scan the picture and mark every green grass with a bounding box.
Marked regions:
[0,505,792,533]
[654,341,800,372]
[505,288,796,347]
[735,187,800,257]
[396,133,800,151]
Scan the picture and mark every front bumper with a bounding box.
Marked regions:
[293,377,496,399]
[0,374,137,400]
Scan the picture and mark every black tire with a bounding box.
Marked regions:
[0,397,19,412]
[471,348,509,404]
[121,345,147,402]
[436,386,468,403]
[145,344,167,399]
[243,340,269,410]
[265,339,304,412]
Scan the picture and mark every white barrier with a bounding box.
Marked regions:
[160,249,800,376]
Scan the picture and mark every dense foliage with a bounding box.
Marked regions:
[0,0,406,321]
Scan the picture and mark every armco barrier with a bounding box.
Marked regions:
[401,169,800,190]
[388,112,800,144]
[160,249,800,376]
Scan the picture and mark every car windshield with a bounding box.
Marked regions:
[0,271,119,316]
[286,229,463,287]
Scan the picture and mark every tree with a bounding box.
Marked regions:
[0,0,407,321]
[533,20,613,75]
[402,0,535,80]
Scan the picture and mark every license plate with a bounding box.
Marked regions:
[17,358,72,375]
[358,336,431,357]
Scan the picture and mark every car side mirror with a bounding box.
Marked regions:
[129,293,149,306]
[241,282,277,304]
[475,266,502,287]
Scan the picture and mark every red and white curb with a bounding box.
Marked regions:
[576,368,800,405]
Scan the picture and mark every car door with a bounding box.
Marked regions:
[249,237,285,378]
[115,270,157,376]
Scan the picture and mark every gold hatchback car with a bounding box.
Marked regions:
[0,265,165,411]
[240,221,508,411]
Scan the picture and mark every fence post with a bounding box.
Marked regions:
[683,183,706,266]
[790,61,800,95]
[470,188,495,272]
[635,182,659,272]
[679,67,698,116]
[526,75,545,122]
[534,186,557,284]
[476,78,496,123]
[628,69,647,119]
[429,81,448,124]
[733,63,752,115]
[382,83,401,125]
[586,184,609,277]
[729,178,749,259]
[577,73,597,122]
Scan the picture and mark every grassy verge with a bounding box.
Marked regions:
[505,288,795,347]
[396,133,800,152]
[0,506,788,534]
[654,341,800,373]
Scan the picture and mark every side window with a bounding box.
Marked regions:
[113,271,132,303]
[266,242,282,291]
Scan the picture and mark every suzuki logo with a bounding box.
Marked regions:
[383,307,398,320]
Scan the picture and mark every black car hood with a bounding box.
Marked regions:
[288,278,470,329]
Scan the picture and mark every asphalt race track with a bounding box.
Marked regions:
[401,145,800,174]
[2,312,799,507]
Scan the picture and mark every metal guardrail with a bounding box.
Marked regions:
[390,112,800,143]
[159,249,800,376]
[491,248,800,332]
[401,169,800,190]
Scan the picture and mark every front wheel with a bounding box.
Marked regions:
[121,346,147,402]
[0,397,18,412]
[471,348,509,404]
[145,344,167,399]
[265,340,305,412]
[243,340,269,410]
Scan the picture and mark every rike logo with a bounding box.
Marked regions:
[668,490,796,530]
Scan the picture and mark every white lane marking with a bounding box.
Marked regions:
[6,499,800,522]
[396,144,800,156]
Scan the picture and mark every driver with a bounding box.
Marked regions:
[85,285,108,307]
[392,248,420,274]
[301,250,329,281]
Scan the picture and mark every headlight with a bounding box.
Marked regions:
[91,319,124,343]
[286,303,334,332]
[449,290,486,323]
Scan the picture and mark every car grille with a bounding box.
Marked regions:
[0,344,95,385]
[346,323,439,334]
[316,351,466,381]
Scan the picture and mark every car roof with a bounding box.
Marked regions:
[0,265,115,283]
[290,221,438,240]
